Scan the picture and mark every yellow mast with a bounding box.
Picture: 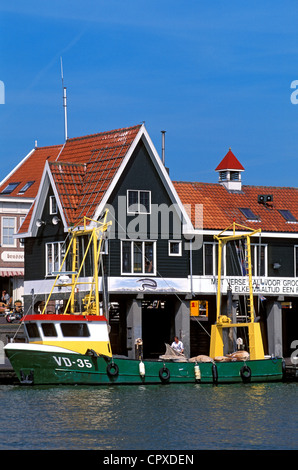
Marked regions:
[209,221,265,360]
[41,210,111,316]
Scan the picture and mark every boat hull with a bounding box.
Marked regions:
[4,344,284,385]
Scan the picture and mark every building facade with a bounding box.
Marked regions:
[0,144,63,304]
[16,129,298,361]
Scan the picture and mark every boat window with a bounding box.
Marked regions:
[60,323,90,337]
[25,323,41,339]
[41,323,58,337]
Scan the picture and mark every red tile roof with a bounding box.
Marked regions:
[54,125,141,225]
[173,181,298,233]
[215,149,245,171]
[17,125,142,232]
[0,145,63,198]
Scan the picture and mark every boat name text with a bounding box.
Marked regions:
[53,356,92,368]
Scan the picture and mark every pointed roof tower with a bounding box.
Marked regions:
[215,148,244,191]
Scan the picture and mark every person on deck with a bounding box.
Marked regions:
[171,336,184,354]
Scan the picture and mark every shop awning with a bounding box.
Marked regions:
[0,270,24,277]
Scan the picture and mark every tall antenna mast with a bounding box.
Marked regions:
[60,57,68,141]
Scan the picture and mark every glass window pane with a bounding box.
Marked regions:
[140,191,150,213]
[122,241,131,273]
[133,241,143,272]
[128,191,138,212]
[145,242,154,273]
[41,323,58,337]
[204,244,213,275]
[61,323,90,337]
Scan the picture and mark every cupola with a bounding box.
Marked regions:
[215,148,244,191]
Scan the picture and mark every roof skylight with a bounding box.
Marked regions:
[18,181,35,194]
[1,182,20,194]
[279,209,297,222]
[239,208,259,221]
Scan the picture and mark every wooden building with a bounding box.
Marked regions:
[17,124,194,358]
[15,128,298,360]
[174,149,298,359]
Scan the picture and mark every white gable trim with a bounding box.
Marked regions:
[17,160,68,237]
[0,148,35,187]
[93,124,194,233]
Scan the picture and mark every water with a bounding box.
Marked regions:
[0,382,297,450]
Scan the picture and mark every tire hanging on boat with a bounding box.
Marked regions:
[212,363,218,384]
[107,362,119,377]
[240,365,251,382]
[159,366,170,383]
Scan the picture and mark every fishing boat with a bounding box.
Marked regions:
[4,215,284,385]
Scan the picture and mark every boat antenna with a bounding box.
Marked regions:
[60,57,68,141]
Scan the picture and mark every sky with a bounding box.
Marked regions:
[1,1,298,187]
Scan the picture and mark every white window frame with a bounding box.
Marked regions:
[2,216,16,247]
[127,190,151,214]
[168,240,182,256]
[121,240,156,275]
[45,241,64,276]
[49,196,57,215]
[251,243,267,277]
[294,245,298,277]
[19,217,25,247]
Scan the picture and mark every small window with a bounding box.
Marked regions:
[41,323,58,337]
[50,196,57,215]
[239,208,259,221]
[127,190,151,214]
[168,241,182,256]
[18,181,35,194]
[60,323,90,337]
[2,217,16,246]
[25,323,41,339]
[121,240,155,274]
[1,182,20,194]
[279,210,297,223]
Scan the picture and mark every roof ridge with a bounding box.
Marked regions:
[35,144,63,150]
[67,124,142,142]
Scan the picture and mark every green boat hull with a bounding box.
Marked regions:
[5,345,284,385]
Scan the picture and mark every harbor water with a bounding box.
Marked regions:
[0,381,297,451]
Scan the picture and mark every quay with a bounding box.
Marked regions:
[0,317,297,385]
[0,317,25,384]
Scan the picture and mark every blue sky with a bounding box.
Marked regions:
[1,1,298,187]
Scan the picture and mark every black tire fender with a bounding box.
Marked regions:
[106,362,119,377]
[212,363,218,384]
[159,366,170,383]
[240,365,251,382]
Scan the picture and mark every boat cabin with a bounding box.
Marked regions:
[23,314,112,357]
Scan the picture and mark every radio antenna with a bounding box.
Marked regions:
[60,57,68,141]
